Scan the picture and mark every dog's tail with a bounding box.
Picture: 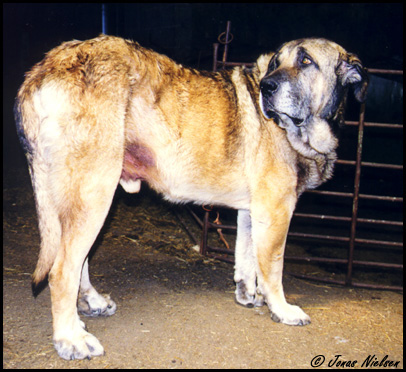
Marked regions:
[32,225,60,295]
[32,254,57,295]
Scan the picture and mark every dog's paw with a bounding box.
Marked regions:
[269,303,311,326]
[78,292,117,317]
[54,329,105,360]
[235,281,265,308]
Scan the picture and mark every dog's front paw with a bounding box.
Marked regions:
[269,302,311,326]
[54,329,105,360]
[78,291,117,317]
[235,281,265,308]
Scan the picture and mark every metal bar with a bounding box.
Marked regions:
[221,21,232,65]
[207,222,237,230]
[293,212,351,222]
[218,61,255,68]
[306,190,354,198]
[306,189,403,202]
[173,209,199,246]
[286,273,346,286]
[345,120,403,129]
[289,231,350,242]
[286,273,403,291]
[353,238,403,248]
[359,194,403,202]
[336,159,356,166]
[206,245,234,255]
[285,256,403,269]
[363,123,403,129]
[336,159,403,170]
[187,207,203,228]
[366,68,403,75]
[289,231,402,248]
[205,252,235,264]
[293,212,403,227]
[212,43,219,72]
[350,282,403,291]
[101,4,107,34]
[360,162,403,170]
[348,102,364,286]
[200,211,209,256]
[356,218,403,226]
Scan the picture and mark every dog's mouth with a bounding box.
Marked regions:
[259,92,305,127]
[266,110,305,127]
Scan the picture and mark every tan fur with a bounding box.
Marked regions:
[15,35,367,360]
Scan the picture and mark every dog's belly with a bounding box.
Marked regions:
[120,142,250,209]
[158,178,250,209]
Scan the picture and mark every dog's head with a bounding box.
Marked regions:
[259,38,368,157]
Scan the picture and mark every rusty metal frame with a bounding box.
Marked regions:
[182,22,403,291]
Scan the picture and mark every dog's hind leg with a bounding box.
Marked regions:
[48,141,124,360]
[20,81,128,359]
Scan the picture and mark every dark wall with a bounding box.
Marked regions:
[3,3,403,168]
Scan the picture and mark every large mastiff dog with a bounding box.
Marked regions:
[15,35,367,360]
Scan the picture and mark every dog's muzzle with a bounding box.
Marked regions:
[260,78,279,97]
[260,77,304,126]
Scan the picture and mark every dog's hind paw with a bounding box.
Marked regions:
[54,330,105,360]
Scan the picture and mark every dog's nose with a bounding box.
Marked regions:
[260,78,279,95]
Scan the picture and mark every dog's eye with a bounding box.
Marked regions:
[300,55,313,66]
[302,57,312,64]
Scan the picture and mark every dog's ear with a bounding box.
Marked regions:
[256,52,275,78]
[336,54,369,103]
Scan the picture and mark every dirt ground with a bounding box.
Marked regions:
[3,168,403,369]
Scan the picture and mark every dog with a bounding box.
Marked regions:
[15,35,368,360]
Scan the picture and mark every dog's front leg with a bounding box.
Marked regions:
[251,196,311,326]
[78,258,117,317]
